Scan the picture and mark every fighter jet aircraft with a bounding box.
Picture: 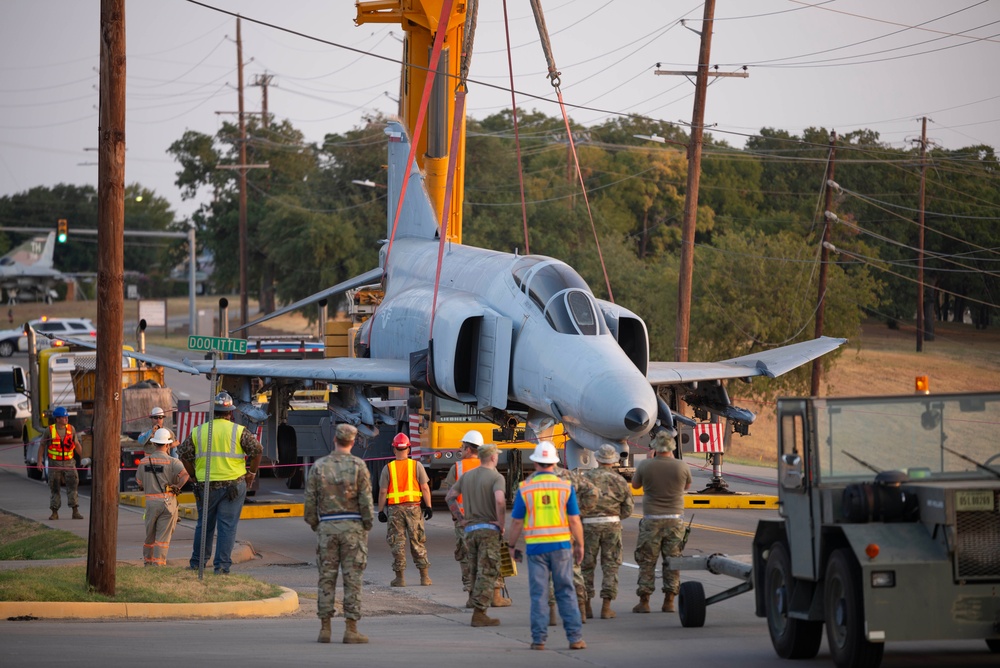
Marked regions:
[108,121,845,468]
[0,232,64,304]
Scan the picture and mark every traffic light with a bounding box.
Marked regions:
[57,219,68,243]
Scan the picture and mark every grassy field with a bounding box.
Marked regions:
[12,296,1000,466]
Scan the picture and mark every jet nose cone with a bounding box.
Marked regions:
[624,407,650,433]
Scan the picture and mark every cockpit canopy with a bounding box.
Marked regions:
[512,256,607,336]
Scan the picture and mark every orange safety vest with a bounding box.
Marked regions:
[519,472,572,545]
[454,457,482,514]
[386,459,422,504]
[48,424,76,461]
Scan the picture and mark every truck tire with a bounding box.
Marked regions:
[824,548,884,668]
[677,581,706,628]
[24,442,42,480]
[765,541,823,659]
[987,639,1000,653]
[275,424,296,478]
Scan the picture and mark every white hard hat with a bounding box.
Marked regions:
[149,428,174,445]
[149,406,165,418]
[529,441,560,464]
[461,430,484,447]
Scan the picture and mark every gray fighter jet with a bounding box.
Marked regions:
[0,232,64,303]
[113,121,845,468]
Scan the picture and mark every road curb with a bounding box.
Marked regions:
[0,586,299,620]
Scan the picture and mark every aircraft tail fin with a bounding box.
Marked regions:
[385,121,440,241]
[2,232,56,268]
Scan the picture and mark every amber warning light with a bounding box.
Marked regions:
[915,376,930,395]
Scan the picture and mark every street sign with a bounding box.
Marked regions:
[187,335,248,355]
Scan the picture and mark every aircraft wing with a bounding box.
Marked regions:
[184,357,412,386]
[646,336,847,386]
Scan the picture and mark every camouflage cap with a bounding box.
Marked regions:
[335,423,358,442]
[477,443,498,460]
[651,430,675,453]
[596,443,619,464]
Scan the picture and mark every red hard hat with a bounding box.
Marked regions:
[392,433,411,449]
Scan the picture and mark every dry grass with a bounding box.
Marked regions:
[0,564,281,603]
[726,320,1000,466]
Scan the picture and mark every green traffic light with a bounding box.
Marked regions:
[57,232,67,243]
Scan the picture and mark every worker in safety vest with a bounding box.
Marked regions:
[37,406,84,521]
[440,429,510,607]
[135,428,189,566]
[506,441,586,651]
[178,391,262,575]
[377,432,433,587]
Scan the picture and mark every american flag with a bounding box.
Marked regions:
[692,422,725,453]
[408,413,423,458]
[175,412,263,443]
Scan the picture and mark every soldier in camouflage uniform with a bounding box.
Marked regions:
[631,430,692,614]
[304,423,374,644]
[38,406,83,521]
[445,444,507,627]
[580,444,634,619]
[535,460,599,625]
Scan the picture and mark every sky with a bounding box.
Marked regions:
[1,0,998,223]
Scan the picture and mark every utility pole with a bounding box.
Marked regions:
[237,17,248,330]
[811,131,837,396]
[251,73,274,130]
[91,0,125,596]
[916,116,928,352]
[659,0,726,362]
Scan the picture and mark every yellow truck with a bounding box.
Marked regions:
[22,330,170,489]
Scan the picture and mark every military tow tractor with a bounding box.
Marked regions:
[675,391,1000,667]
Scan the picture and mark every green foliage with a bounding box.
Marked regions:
[0,529,85,560]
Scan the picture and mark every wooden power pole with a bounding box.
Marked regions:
[90,0,126,596]
[237,17,249,329]
[811,131,837,396]
[916,116,928,352]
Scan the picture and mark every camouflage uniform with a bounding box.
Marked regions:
[635,519,685,595]
[48,460,79,512]
[386,504,428,571]
[580,467,634,600]
[541,466,598,605]
[305,450,374,622]
[441,461,473,592]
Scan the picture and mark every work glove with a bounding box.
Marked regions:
[378,510,388,523]
[422,506,433,521]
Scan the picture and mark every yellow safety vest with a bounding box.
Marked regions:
[454,457,481,514]
[191,419,247,482]
[519,473,572,545]
[386,459,421,504]
[48,424,76,461]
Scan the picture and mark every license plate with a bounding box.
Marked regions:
[956,490,995,512]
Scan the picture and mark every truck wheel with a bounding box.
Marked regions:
[275,424,296,478]
[765,541,823,659]
[677,581,706,627]
[0,340,14,357]
[824,548,884,668]
[987,639,1000,653]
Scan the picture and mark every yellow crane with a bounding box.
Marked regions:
[356,0,470,244]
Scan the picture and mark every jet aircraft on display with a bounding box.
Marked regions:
[0,232,64,303]
[111,122,845,468]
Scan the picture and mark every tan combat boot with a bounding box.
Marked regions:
[549,603,558,626]
[343,619,369,644]
[71,507,83,520]
[662,592,676,613]
[465,594,475,608]
[390,570,406,587]
[419,568,432,586]
[632,593,650,613]
[601,598,615,619]
[471,608,500,627]
[569,640,587,650]
[48,511,58,520]
[584,598,593,619]
[317,618,331,643]
[491,587,511,607]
